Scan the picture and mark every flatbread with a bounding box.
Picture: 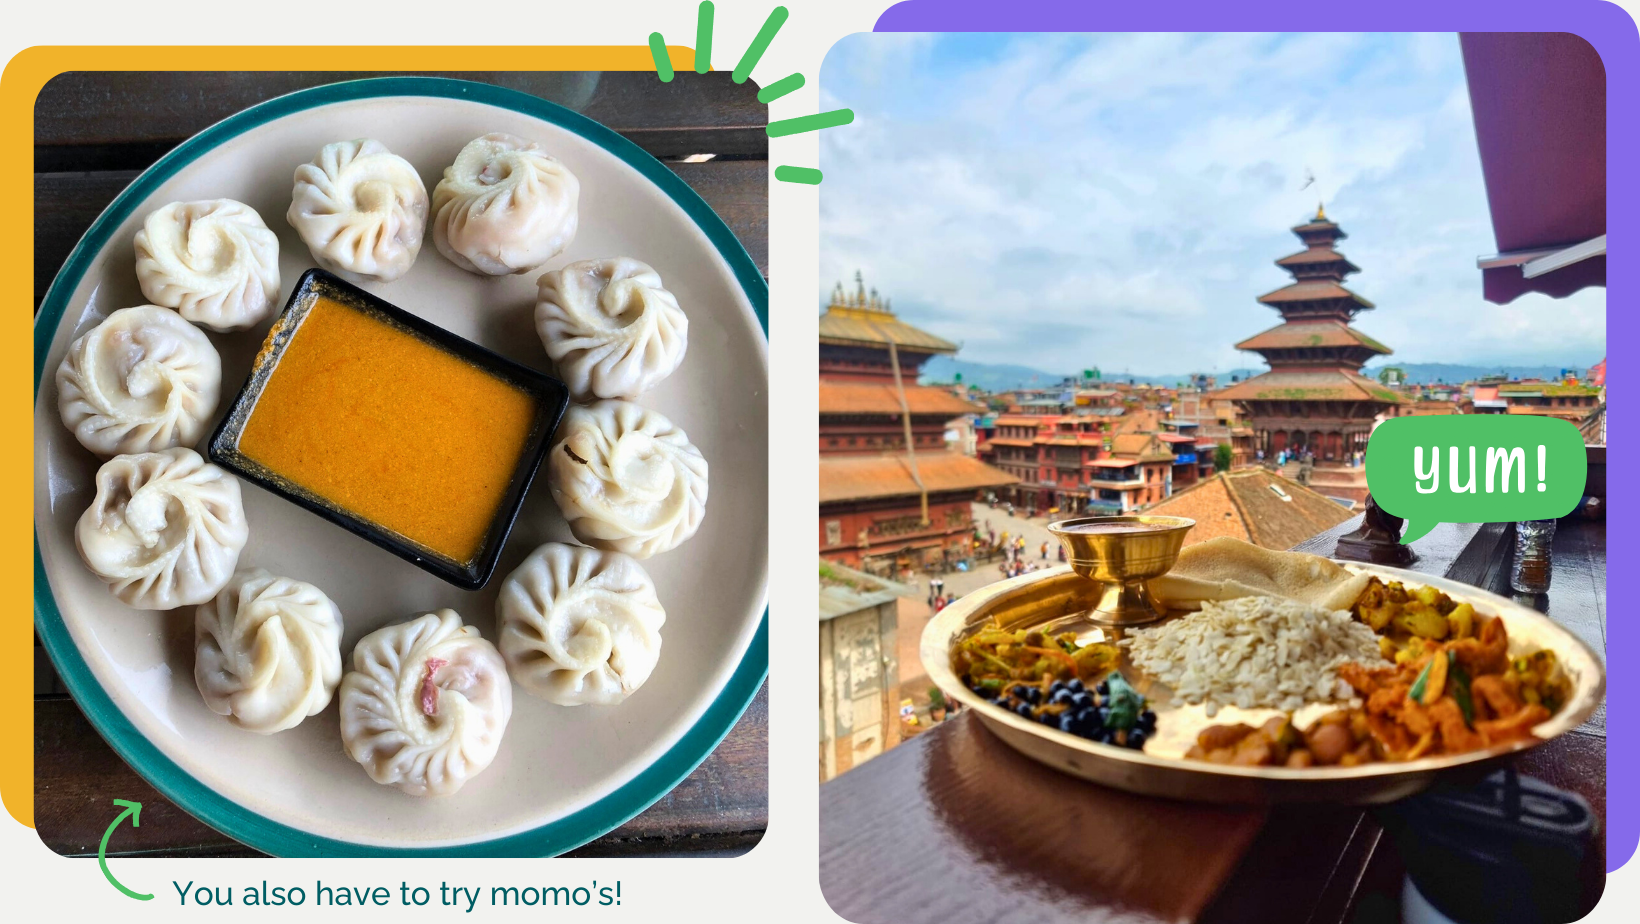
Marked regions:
[1151,536,1370,612]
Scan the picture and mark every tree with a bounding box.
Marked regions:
[928,687,947,710]
[1378,366,1407,386]
[1214,442,1233,472]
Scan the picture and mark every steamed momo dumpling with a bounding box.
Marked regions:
[55,305,221,457]
[432,133,579,276]
[195,569,343,734]
[497,543,664,706]
[339,610,511,796]
[547,400,708,559]
[288,139,428,282]
[76,448,249,610]
[134,199,280,331]
[536,258,688,399]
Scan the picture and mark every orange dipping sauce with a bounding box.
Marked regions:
[238,296,538,563]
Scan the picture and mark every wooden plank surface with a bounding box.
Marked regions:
[35,683,767,858]
[34,70,767,858]
[34,71,768,166]
[820,712,1269,924]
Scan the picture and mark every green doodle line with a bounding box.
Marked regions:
[100,800,154,901]
[648,33,674,83]
[758,72,804,103]
[767,109,855,137]
[735,7,789,83]
[695,2,714,74]
[775,166,823,185]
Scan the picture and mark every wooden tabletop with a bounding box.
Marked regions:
[33,70,767,857]
[820,518,1606,922]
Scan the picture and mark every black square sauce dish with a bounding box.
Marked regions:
[209,268,570,589]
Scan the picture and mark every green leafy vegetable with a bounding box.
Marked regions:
[1104,672,1145,730]
[1448,652,1474,727]
[1407,656,1435,703]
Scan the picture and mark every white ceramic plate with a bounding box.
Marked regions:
[33,78,768,856]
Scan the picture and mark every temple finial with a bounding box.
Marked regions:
[1316,201,1327,221]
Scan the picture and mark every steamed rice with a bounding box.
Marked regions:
[1120,595,1384,717]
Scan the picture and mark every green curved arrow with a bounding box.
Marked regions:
[99,800,153,901]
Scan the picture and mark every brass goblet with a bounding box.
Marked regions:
[1047,515,1195,626]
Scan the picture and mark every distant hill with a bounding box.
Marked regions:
[918,357,1069,391]
[920,356,1264,390]
[1362,363,1594,385]
[918,357,1596,392]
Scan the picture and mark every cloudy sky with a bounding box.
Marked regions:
[818,32,1607,376]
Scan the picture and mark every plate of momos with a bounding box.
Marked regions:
[32,77,768,855]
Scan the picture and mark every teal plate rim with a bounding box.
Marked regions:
[32,76,770,857]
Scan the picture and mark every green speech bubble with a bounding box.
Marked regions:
[1365,415,1588,544]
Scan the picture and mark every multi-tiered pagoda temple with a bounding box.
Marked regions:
[1218,207,1403,473]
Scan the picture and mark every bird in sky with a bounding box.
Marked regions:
[1300,167,1316,191]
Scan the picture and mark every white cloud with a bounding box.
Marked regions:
[818,32,1607,376]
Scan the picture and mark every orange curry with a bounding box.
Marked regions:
[238,296,538,563]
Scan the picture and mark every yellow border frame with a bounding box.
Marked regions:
[5,44,695,829]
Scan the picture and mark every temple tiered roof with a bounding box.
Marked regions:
[1214,369,1402,403]
[1255,280,1375,311]
[1234,320,1390,354]
[1274,247,1360,272]
[818,381,981,416]
[817,274,959,354]
[818,452,1017,503]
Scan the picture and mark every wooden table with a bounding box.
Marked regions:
[33,70,768,857]
[820,518,1605,922]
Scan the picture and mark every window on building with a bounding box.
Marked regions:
[825,520,842,546]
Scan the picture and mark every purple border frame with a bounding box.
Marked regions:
[872,0,1635,871]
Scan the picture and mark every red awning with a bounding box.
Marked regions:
[1460,32,1606,304]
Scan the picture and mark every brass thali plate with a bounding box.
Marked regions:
[920,562,1605,804]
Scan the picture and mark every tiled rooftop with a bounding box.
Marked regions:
[1146,469,1355,550]
[819,381,981,416]
[818,305,959,354]
[819,452,1017,504]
